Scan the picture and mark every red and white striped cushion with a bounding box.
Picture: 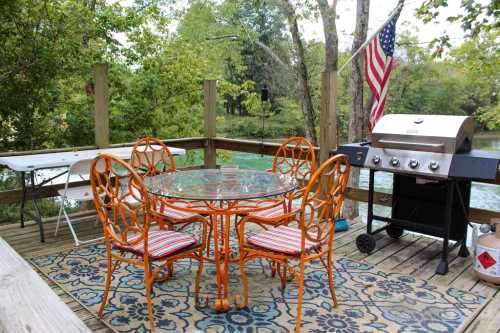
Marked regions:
[160,208,199,220]
[247,225,322,255]
[114,230,197,259]
[155,202,207,220]
[249,204,300,219]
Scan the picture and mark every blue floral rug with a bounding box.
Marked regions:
[31,243,486,333]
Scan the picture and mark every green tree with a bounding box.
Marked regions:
[0,0,94,149]
[449,31,500,129]
[416,0,499,57]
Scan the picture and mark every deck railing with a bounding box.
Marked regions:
[0,136,498,224]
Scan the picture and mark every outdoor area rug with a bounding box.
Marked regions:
[31,242,487,333]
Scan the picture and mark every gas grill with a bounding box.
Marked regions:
[338,114,500,275]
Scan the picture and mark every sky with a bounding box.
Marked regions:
[302,0,469,50]
[114,0,476,53]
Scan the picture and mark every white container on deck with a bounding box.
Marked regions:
[474,219,500,285]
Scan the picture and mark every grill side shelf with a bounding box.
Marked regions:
[450,150,500,180]
[336,143,368,167]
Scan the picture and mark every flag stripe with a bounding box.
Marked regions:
[374,37,387,69]
[367,43,383,85]
[365,45,381,99]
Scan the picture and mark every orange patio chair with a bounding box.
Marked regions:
[90,154,207,332]
[236,137,316,277]
[238,137,316,225]
[130,137,209,229]
[237,154,350,333]
[131,137,211,276]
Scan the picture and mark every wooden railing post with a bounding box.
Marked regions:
[203,80,217,168]
[94,64,109,148]
[319,70,338,163]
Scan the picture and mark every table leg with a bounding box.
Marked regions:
[30,171,45,242]
[212,211,230,312]
[222,211,231,300]
[20,171,27,228]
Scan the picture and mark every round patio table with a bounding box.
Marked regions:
[144,168,297,312]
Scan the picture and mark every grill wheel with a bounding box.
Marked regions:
[356,233,376,253]
[386,224,404,239]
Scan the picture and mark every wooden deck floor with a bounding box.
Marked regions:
[1,215,499,333]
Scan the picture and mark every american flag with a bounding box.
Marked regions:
[365,8,402,131]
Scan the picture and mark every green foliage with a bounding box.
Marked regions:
[0,1,92,149]
[0,0,498,154]
[449,31,500,129]
[219,97,304,138]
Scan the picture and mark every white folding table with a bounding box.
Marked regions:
[0,146,186,242]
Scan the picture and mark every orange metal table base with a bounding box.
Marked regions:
[158,199,285,313]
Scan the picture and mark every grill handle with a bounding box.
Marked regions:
[378,139,444,152]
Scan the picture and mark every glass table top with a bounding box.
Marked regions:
[144,169,298,201]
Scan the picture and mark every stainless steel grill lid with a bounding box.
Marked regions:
[339,113,499,180]
[371,114,474,153]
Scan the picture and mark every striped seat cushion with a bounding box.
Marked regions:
[249,203,300,220]
[160,208,200,220]
[155,202,209,220]
[248,195,323,220]
[114,230,197,259]
[247,225,323,255]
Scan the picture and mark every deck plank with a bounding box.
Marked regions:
[361,233,421,266]
[394,240,444,275]
[0,237,91,333]
[376,236,436,271]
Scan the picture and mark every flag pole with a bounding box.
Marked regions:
[337,0,404,76]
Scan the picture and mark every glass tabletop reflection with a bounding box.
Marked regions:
[144,169,297,201]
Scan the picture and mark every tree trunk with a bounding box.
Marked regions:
[281,0,317,146]
[345,0,370,219]
[317,0,339,71]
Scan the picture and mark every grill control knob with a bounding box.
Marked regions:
[429,161,440,171]
[390,157,400,167]
[372,155,381,165]
[408,159,419,169]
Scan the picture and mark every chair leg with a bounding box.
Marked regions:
[194,250,205,306]
[166,223,174,277]
[63,207,80,246]
[144,261,155,332]
[238,250,249,308]
[294,261,306,333]
[280,260,288,290]
[234,216,241,243]
[327,253,338,307]
[271,260,277,278]
[54,199,65,237]
[206,217,214,255]
[98,244,113,318]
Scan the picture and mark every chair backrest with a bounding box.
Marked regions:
[298,154,350,249]
[130,137,176,177]
[272,137,316,189]
[59,158,95,197]
[68,158,95,177]
[90,154,152,247]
